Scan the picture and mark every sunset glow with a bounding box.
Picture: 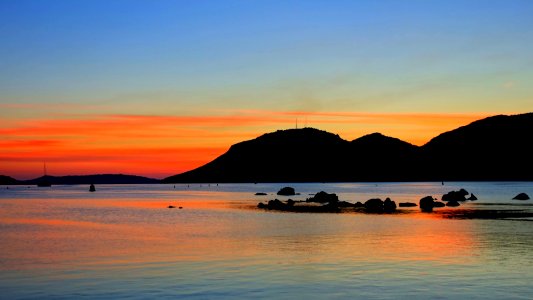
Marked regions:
[1,110,499,179]
[1,1,532,179]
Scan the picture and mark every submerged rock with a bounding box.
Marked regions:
[399,202,417,207]
[306,191,339,203]
[513,193,530,200]
[277,187,296,196]
[168,205,175,208]
[419,196,435,212]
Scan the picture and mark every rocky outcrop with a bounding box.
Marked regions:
[467,193,478,200]
[513,193,530,200]
[383,198,397,212]
[419,196,435,212]
[442,189,469,201]
[306,191,339,203]
[277,187,296,196]
[257,199,339,212]
[433,201,446,207]
[364,198,384,213]
[399,202,417,207]
[446,200,460,207]
[255,192,267,195]
[363,198,396,213]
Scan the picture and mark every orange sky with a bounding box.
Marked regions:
[0,110,500,179]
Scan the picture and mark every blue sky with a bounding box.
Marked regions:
[2,0,532,113]
[2,0,533,178]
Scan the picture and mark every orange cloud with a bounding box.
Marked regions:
[0,111,511,179]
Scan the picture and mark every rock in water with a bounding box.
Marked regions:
[255,192,267,196]
[364,198,384,213]
[383,198,397,212]
[513,193,530,200]
[467,193,478,200]
[89,184,96,192]
[419,196,435,212]
[433,201,446,207]
[442,189,468,201]
[399,202,417,207]
[306,191,339,203]
[446,200,460,207]
[277,187,296,196]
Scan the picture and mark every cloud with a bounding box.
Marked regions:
[1,110,512,178]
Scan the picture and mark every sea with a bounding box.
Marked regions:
[1,182,533,299]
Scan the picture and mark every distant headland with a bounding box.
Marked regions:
[2,113,532,185]
[163,112,533,183]
[0,174,160,185]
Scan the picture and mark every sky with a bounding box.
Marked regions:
[1,0,533,179]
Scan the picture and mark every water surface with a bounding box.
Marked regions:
[1,182,533,299]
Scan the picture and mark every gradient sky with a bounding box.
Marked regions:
[1,0,533,179]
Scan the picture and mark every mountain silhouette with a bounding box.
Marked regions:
[421,113,533,180]
[23,174,160,185]
[164,113,533,183]
[0,175,20,185]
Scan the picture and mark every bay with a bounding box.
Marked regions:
[1,182,533,299]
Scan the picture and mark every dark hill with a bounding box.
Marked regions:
[164,113,533,183]
[346,133,421,181]
[421,113,533,180]
[24,174,160,185]
[165,128,350,182]
[0,175,20,185]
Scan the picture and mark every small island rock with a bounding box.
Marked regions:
[513,193,530,200]
[419,196,435,212]
[306,191,338,203]
[364,198,384,213]
[89,184,96,192]
[255,192,267,196]
[467,193,478,201]
[277,187,296,196]
[442,189,469,201]
[383,198,397,212]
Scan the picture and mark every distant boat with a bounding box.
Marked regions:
[37,163,52,187]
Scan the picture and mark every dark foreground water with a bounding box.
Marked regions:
[1,182,533,299]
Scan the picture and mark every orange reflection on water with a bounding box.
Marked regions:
[0,217,110,228]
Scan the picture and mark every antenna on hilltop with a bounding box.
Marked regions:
[296,118,298,129]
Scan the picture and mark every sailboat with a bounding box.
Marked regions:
[37,163,52,187]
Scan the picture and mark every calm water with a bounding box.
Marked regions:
[1,182,533,299]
